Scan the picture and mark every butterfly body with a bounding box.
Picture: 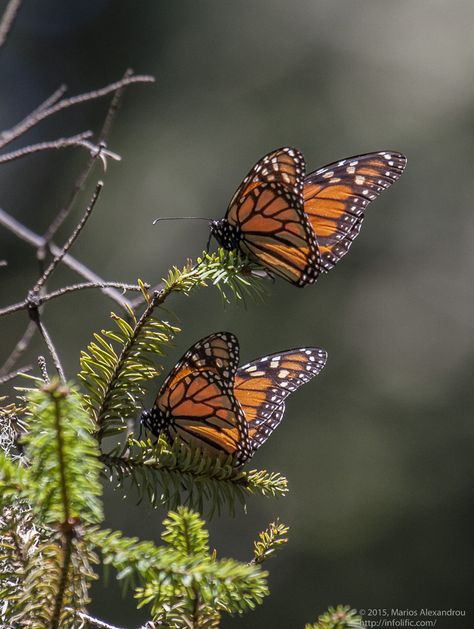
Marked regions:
[210,147,406,285]
[209,218,241,250]
[141,332,327,465]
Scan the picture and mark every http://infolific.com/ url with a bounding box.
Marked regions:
[362,620,437,628]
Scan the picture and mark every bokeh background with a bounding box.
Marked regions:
[1,1,473,627]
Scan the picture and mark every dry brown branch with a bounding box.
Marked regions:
[33,182,104,292]
[0,0,23,49]
[43,69,135,245]
[0,132,121,166]
[0,364,32,385]
[0,207,133,310]
[0,321,36,377]
[0,73,154,149]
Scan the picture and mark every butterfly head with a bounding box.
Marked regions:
[209,219,241,251]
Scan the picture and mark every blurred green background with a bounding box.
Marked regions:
[1,1,473,627]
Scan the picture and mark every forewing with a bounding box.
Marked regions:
[304,151,407,270]
[227,147,306,208]
[157,370,250,461]
[228,183,320,286]
[156,332,240,402]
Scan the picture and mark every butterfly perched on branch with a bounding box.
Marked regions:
[209,148,407,286]
[141,332,327,465]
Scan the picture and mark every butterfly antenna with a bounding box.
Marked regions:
[153,216,214,225]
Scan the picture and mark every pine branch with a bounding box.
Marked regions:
[305,606,364,629]
[162,249,268,305]
[101,436,288,516]
[252,519,289,565]
[0,382,102,625]
[24,380,103,526]
[79,292,179,441]
[93,507,269,623]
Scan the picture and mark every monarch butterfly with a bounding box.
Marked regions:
[140,332,327,465]
[210,147,407,286]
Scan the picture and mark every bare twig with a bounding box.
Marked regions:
[0,281,146,318]
[0,132,121,166]
[33,181,104,292]
[99,68,135,143]
[76,611,126,629]
[43,69,136,245]
[30,84,68,116]
[0,73,155,149]
[0,300,24,317]
[0,364,32,385]
[0,208,132,310]
[0,320,36,376]
[0,0,23,49]
[43,281,147,301]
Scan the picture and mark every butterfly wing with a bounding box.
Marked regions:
[303,151,407,271]
[234,347,327,458]
[156,370,251,461]
[158,332,240,396]
[225,148,320,286]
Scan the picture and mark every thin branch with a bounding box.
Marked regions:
[0,207,133,310]
[98,68,134,144]
[43,68,136,245]
[0,73,155,149]
[0,320,36,375]
[0,0,23,49]
[0,281,146,318]
[33,181,104,292]
[31,84,68,116]
[0,300,25,317]
[76,611,126,629]
[0,132,121,166]
[0,364,32,385]
[43,281,148,301]
[51,532,73,629]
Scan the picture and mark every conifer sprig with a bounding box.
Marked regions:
[305,606,364,629]
[24,381,103,526]
[79,293,179,440]
[94,507,269,624]
[102,436,288,516]
[0,382,102,626]
[252,519,289,564]
[163,249,269,304]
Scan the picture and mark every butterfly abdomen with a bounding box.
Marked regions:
[210,219,241,251]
